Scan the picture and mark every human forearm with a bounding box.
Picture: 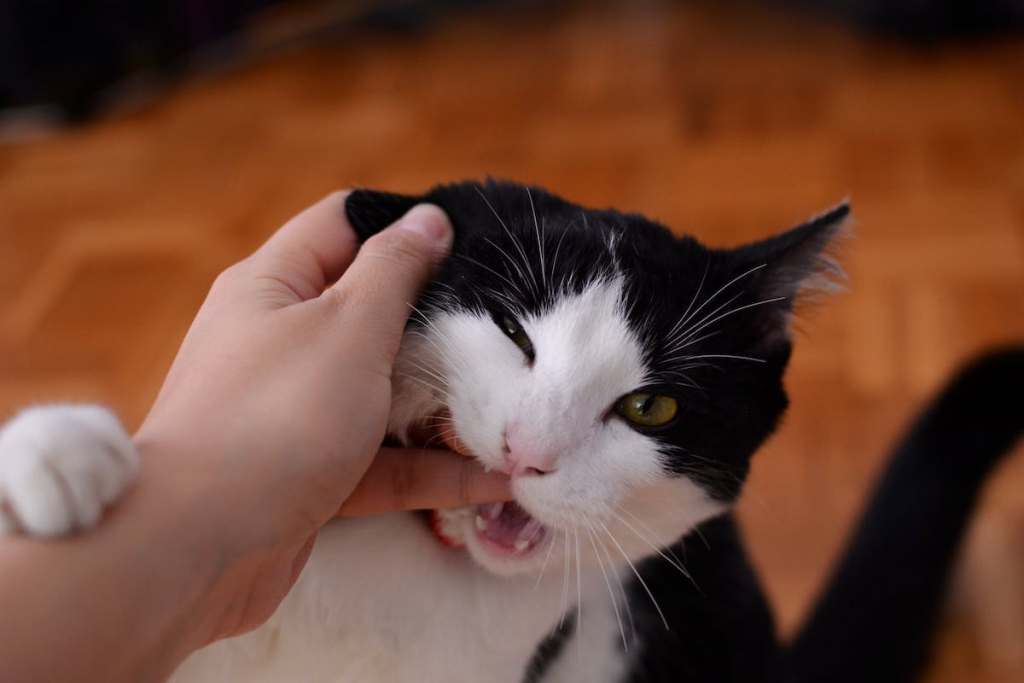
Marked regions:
[0,456,224,683]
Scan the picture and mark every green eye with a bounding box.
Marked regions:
[494,312,535,362]
[616,392,678,428]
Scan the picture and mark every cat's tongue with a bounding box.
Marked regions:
[475,501,546,555]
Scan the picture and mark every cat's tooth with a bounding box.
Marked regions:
[483,502,504,520]
[514,538,530,553]
[522,520,543,540]
[475,515,488,531]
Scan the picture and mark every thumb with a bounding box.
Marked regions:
[325,203,452,363]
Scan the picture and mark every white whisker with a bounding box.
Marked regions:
[599,520,669,630]
[672,263,768,339]
[453,253,523,296]
[584,522,628,650]
[674,354,765,364]
[608,509,700,593]
[526,187,547,291]
[534,531,558,589]
[474,186,539,296]
[559,530,571,629]
[574,527,583,630]
[675,296,787,348]
[483,237,533,299]
[670,258,710,339]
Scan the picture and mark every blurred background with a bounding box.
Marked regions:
[2,1,1023,680]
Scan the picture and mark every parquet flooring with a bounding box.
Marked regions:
[1,2,1023,680]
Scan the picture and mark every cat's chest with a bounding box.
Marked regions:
[175,513,606,683]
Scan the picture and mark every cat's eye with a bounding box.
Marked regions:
[493,312,535,362]
[616,392,678,429]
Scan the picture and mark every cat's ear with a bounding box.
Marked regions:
[731,201,851,344]
[344,189,426,242]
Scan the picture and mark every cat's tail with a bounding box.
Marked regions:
[783,345,1024,683]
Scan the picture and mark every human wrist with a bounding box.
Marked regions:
[128,432,249,650]
[131,427,302,646]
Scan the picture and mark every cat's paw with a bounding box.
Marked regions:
[0,405,139,537]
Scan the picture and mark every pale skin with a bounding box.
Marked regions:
[0,193,512,682]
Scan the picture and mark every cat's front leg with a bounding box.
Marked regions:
[0,405,138,537]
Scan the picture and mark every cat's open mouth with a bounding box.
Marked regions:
[413,412,550,560]
[472,501,547,556]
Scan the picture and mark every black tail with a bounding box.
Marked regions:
[785,346,1024,683]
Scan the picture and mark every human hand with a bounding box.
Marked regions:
[133,192,510,642]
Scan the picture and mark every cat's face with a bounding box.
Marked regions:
[347,181,847,577]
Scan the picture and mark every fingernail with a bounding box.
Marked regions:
[399,204,452,245]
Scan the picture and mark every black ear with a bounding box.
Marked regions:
[731,201,851,343]
[345,189,424,242]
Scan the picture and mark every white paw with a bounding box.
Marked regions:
[0,405,139,537]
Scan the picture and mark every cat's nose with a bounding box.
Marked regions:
[503,425,558,477]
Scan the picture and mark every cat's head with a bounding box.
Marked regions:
[346,180,848,577]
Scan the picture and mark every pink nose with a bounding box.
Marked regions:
[503,426,558,477]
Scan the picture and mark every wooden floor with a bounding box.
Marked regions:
[2,1,1023,680]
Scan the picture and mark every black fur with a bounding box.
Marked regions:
[522,613,577,683]
[345,180,1023,682]
[347,179,848,503]
[603,347,1024,683]
[624,514,780,682]
[783,346,1024,682]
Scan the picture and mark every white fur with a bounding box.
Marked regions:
[0,405,138,536]
[0,279,726,682]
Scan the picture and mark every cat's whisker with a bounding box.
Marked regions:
[671,258,710,339]
[399,364,454,399]
[395,371,449,401]
[574,527,583,641]
[662,329,722,357]
[613,505,689,572]
[608,509,700,593]
[481,287,523,314]
[404,329,461,370]
[670,262,768,340]
[668,291,744,350]
[526,187,548,291]
[453,253,524,297]
[407,303,461,347]
[594,521,636,641]
[399,359,450,389]
[426,423,458,440]
[691,522,712,551]
[598,519,669,630]
[651,369,704,392]
[474,186,540,297]
[674,296,787,349]
[548,217,570,290]
[664,445,744,483]
[404,324,473,389]
[659,360,720,374]
[483,237,534,300]
[397,373,447,399]
[674,354,766,364]
[404,370,449,395]
[584,522,628,651]
[534,528,558,589]
[405,309,466,369]
[559,530,572,629]
[668,462,744,492]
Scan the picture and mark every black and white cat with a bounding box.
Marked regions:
[1,180,1021,683]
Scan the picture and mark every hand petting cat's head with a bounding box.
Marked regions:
[347,180,848,577]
